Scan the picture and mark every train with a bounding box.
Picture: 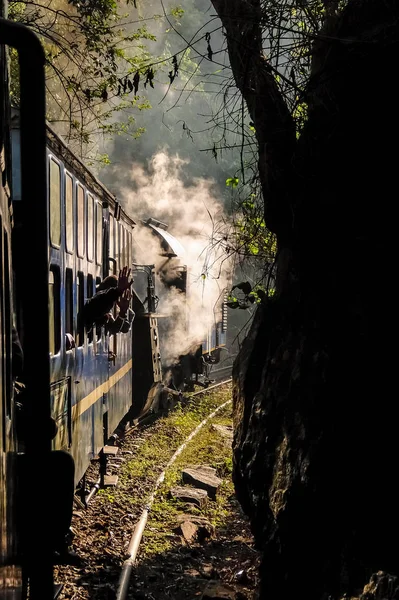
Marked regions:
[0,11,228,599]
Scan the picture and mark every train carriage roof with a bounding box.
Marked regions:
[11,107,135,228]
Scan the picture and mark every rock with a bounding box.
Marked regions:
[184,568,202,577]
[200,564,219,579]
[191,465,218,476]
[201,580,236,599]
[360,571,399,599]
[176,515,215,541]
[182,466,222,500]
[211,424,234,441]
[179,521,199,543]
[170,486,208,508]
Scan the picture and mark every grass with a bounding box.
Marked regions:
[98,384,235,558]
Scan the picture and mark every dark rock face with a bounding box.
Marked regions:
[232,2,399,599]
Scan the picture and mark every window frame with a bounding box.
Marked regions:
[77,183,86,258]
[76,271,85,347]
[65,171,75,254]
[96,201,103,266]
[49,265,61,356]
[65,268,74,341]
[87,193,94,263]
[49,155,62,249]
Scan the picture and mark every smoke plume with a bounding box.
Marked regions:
[118,151,232,364]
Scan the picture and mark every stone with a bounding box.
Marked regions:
[200,564,219,579]
[191,465,218,476]
[170,486,208,508]
[179,520,199,543]
[201,580,236,599]
[182,466,222,500]
[211,425,234,441]
[176,515,215,541]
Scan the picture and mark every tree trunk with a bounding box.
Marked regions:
[212,0,399,597]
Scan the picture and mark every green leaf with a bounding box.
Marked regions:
[226,177,239,188]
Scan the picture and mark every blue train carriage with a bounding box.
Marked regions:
[11,117,135,487]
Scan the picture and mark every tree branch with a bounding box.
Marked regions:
[210,0,296,241]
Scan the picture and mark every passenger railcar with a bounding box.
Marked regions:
[12,117,136,486]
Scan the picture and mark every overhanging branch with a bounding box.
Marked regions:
[210,0,296,241]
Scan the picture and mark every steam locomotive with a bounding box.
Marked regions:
[0,11,227,599]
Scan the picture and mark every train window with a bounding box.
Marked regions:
[49,158,61,248]
[77,184,85,257]
[109,214,114,264]
[96,202,102,265]
[87,274,94,343]
[127,231,132,268]
[87,193,94,262]
[121,226,125,267]
[49,266,61,355]
[96,276,102,339]
[124,228,128,267]
[115,219,119,270]
[65,172,74,253]
[77,271,85,346]
[65,268,73,340]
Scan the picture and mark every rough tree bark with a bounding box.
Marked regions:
[211,0,399,598]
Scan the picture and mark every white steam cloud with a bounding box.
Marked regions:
[119,151,232,365]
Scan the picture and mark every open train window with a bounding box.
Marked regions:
[119,223,125,269]
[49,265,61,355]
[65,268,73,341]
[87,274,94,343]
[109,214,115,271]
[49,157,61,248]
[96,202,102,265]
[115,219,119,270]
[87,193,94,262]
[96,276,102,339]
[65,172,74,253]
[77,184,85,258]
[77,271,85,346]
[127,231,132,268]
[123,227,127,267]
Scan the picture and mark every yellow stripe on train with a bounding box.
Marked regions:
[71,359,132,420]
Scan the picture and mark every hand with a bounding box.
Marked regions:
[117,266,133,294]
[117,289,131,317]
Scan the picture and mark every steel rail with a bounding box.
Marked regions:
[116,393,232,600]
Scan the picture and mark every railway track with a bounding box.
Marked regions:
[116,385,233,600]
[59,379,234,600]
[76,378,232,507]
